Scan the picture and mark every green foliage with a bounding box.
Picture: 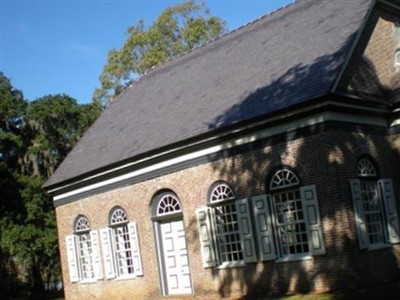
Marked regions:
[22,94,101,177]
[0,72,26,168]
[0,72,101,298]
[93,0,226,105]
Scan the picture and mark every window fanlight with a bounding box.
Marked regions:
[396,50,400,66]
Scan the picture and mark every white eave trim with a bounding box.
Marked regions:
[51,108,388,203]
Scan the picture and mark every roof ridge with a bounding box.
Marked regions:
[119,0,299,96]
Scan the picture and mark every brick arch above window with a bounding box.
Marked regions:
[148,180,186,208]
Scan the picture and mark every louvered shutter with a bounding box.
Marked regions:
[236,198,257,263]
[350,179,368,249]
[378,179,400,244]
[100,228,116,279]
[252,194,276,261]
[90,230,103,279]
[196,207,217,267]
[128,222,144,276]
[301,185,325,255]
[65,235,80,282]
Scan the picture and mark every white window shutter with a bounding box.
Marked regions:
[65,235,80,282]
[100,228,116,279]
[236,198,257,263]
[300,185,326,255]
[252,194,276,261]
[90,230,103,280]
[350,179,369,249]
[196,207,217,268]
[378,179,400,244]
[128,222,144,276]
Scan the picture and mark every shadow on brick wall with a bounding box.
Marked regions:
[196,27,400,299]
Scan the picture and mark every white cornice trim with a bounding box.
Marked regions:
[47,99,386,196]
[52,109,387,202]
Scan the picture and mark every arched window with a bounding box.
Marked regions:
[396,50,400,66]
[208,182,243,265]
[196,182,258,267]
[351,156,400,250]
[100,207,143,279]
[74,216,94,280]
[270,168,300,190]
[209,183,235,203]
[357,157,377,177]
[269,168,311,259]
[67,216,98,282]
[75,215,91,232]
[110,208,128,225]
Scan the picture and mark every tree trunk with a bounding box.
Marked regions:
[30,256,45,298]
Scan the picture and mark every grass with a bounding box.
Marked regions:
[266,282,400,300]
[11,281,400,300]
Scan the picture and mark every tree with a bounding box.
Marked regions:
[0,73,101,298]
[0,72,26,167]
[93,0,226,105]
[21,94,101,177]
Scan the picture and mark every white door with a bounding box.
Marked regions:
[160,220,192,295]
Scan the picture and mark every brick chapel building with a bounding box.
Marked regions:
[44,0,400,299]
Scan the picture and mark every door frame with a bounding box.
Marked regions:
[151,192,193,296]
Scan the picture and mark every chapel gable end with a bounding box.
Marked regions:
[336,0,400,102]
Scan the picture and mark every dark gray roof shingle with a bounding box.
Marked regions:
[44,0,373,188]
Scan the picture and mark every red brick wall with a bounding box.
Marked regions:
[56,124,400,300]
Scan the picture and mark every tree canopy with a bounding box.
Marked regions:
[93,0,226,105]
[0,72,101,299]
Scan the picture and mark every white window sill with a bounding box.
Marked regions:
[217,260,246,269]
[79,278,98,284]
[276,255,312,263]
[115,274,136,281]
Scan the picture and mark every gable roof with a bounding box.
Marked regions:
[44,0,374,189]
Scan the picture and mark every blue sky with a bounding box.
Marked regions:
[1,0,291,104]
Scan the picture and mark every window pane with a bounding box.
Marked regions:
[213,203,243,263]
[273,189,309,258]
[114,224,134,275]
[77,233,94,280]
[360,181,385,245]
